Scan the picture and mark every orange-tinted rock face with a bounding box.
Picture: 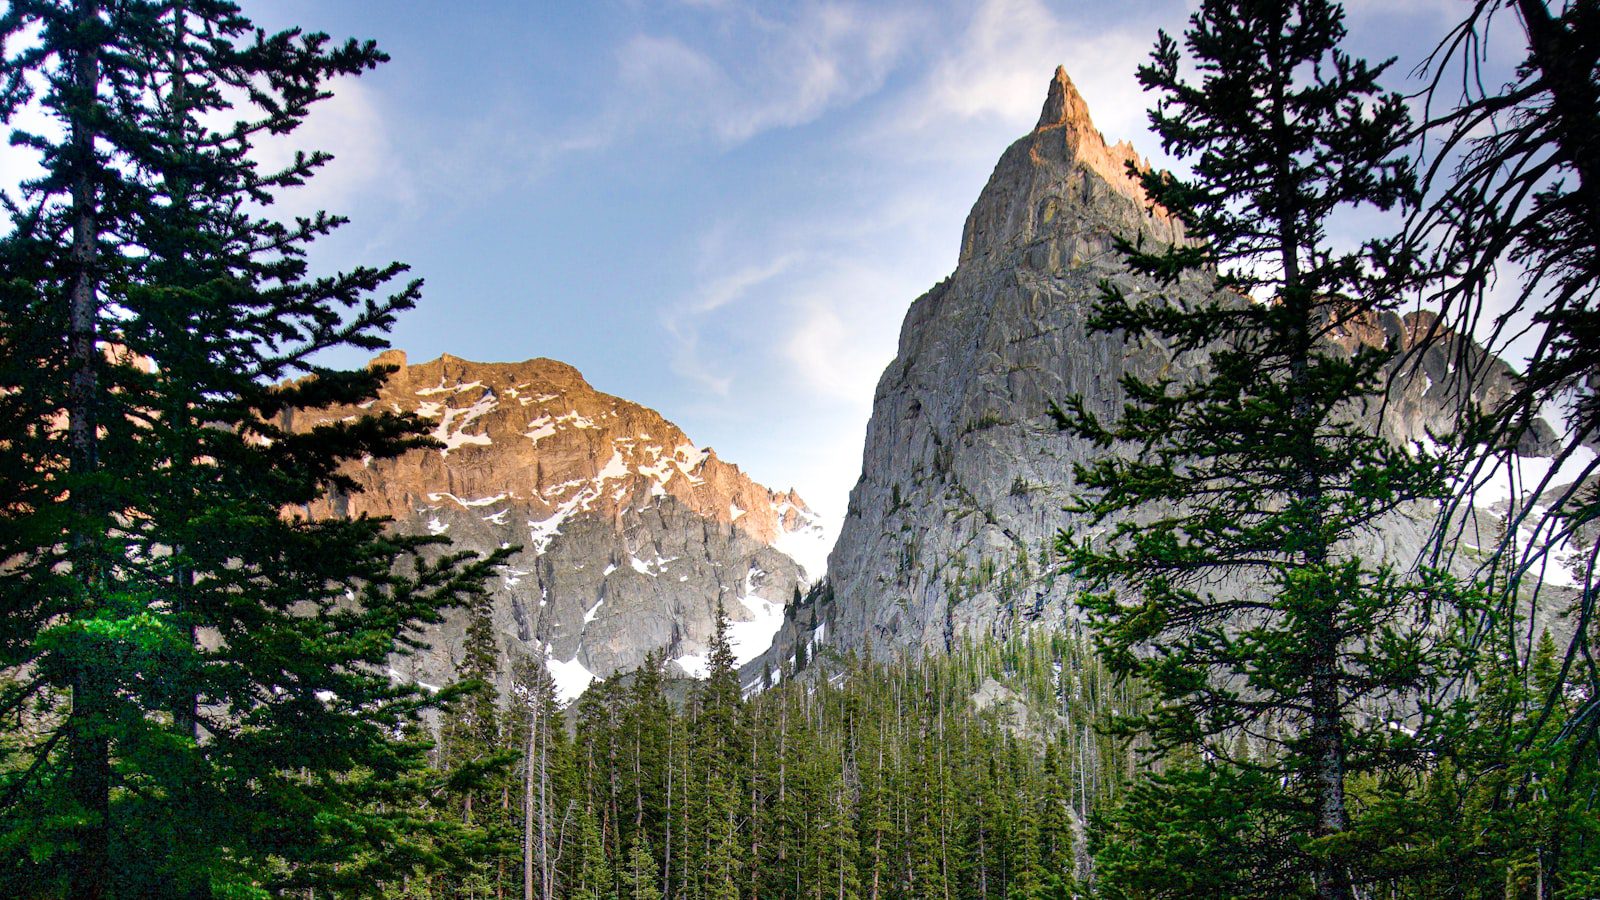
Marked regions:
[291,352,827,699]
[301,352,810,544]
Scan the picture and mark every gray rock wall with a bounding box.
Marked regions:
[763,67,1552,672]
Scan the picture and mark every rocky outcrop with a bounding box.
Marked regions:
[292,352,827,698]
[792,67,1194,662]
[757,67,1551,670]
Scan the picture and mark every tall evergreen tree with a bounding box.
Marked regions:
[572,804,615,900]
[0,1,504,895]
[688,603,743,900]
[1056,1,1462,896]
[618,834,662,900]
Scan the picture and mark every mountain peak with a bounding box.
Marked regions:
[1035,65,1093,132]
[957,65,1174,267]
[369,348,408,370]
[293,349,829,694]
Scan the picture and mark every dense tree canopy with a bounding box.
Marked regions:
[0,1,504,895]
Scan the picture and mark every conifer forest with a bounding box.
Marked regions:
[1,0,1597,898]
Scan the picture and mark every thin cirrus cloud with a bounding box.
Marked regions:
[647,0,1178,521]
[664,249,802,397]
[247,76,418,233]
[613,3,919,146]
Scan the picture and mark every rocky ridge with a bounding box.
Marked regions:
[754,67,1554,672]
[293,352,827,699]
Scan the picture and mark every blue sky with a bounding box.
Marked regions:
[236,0,1502,541]
[4,0,1501,539]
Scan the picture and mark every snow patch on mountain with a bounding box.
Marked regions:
[727,594,785,667]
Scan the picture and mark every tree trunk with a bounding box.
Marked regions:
[664,729,673,900]
[524,695,537,900]
[1267,26,1350,893]
[163,0,201,752]
[65,1,108,896]
[539,698,552,900]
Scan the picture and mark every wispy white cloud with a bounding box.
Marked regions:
[606,1,920,147]
[692,252,804,314]
[251,76,415,224]
[664,313,735,397]
[888,0,1159,155]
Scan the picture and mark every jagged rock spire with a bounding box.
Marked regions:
[955,65,1165,265]
[1035,65,1094,132]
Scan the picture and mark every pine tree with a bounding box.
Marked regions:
[1006,773,1044,900]
[697,599,743,757]
[1037,743,1078,898]
[0,1,506,895]
[572,804,616,900]
[818,769,861,900]
[438,587,510,804]
[689,602,743,900]
[1056,2,1461,897]
[619,834,663,900]
[428,589,517,894]
[699,767,742,900]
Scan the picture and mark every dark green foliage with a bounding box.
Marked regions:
[365,632,1135,900]
[619,834,662,900]
[1055,1,1472,896]
[1378,627,1600,899]
[1093,761,1306,900]
[0,1,505,895]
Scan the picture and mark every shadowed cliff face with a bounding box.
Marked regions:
[752,67,1553,674]
[292,352,826,699]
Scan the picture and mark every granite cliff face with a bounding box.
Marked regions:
[760,67,1549,669]
[292,352,826,698]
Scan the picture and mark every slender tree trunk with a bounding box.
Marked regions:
[162,0,203,751]
[524,694,537,900]
[634,715,643,830]
[540,702,552,900]
[1288,280,1351,900]
[778,698,787,870]
[664,726,673,900]
[750,714,760,899]
[937,701,950,900]
[498,783,510,900]
[1265,24,1351,894]
[870,727,883,900]
[64,2,109,896]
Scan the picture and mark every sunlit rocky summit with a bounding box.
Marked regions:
[292,351,827,699]
[755,67,1555,672]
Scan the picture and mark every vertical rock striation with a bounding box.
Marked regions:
[789,67,1190,660]
[766,67,1551,669]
